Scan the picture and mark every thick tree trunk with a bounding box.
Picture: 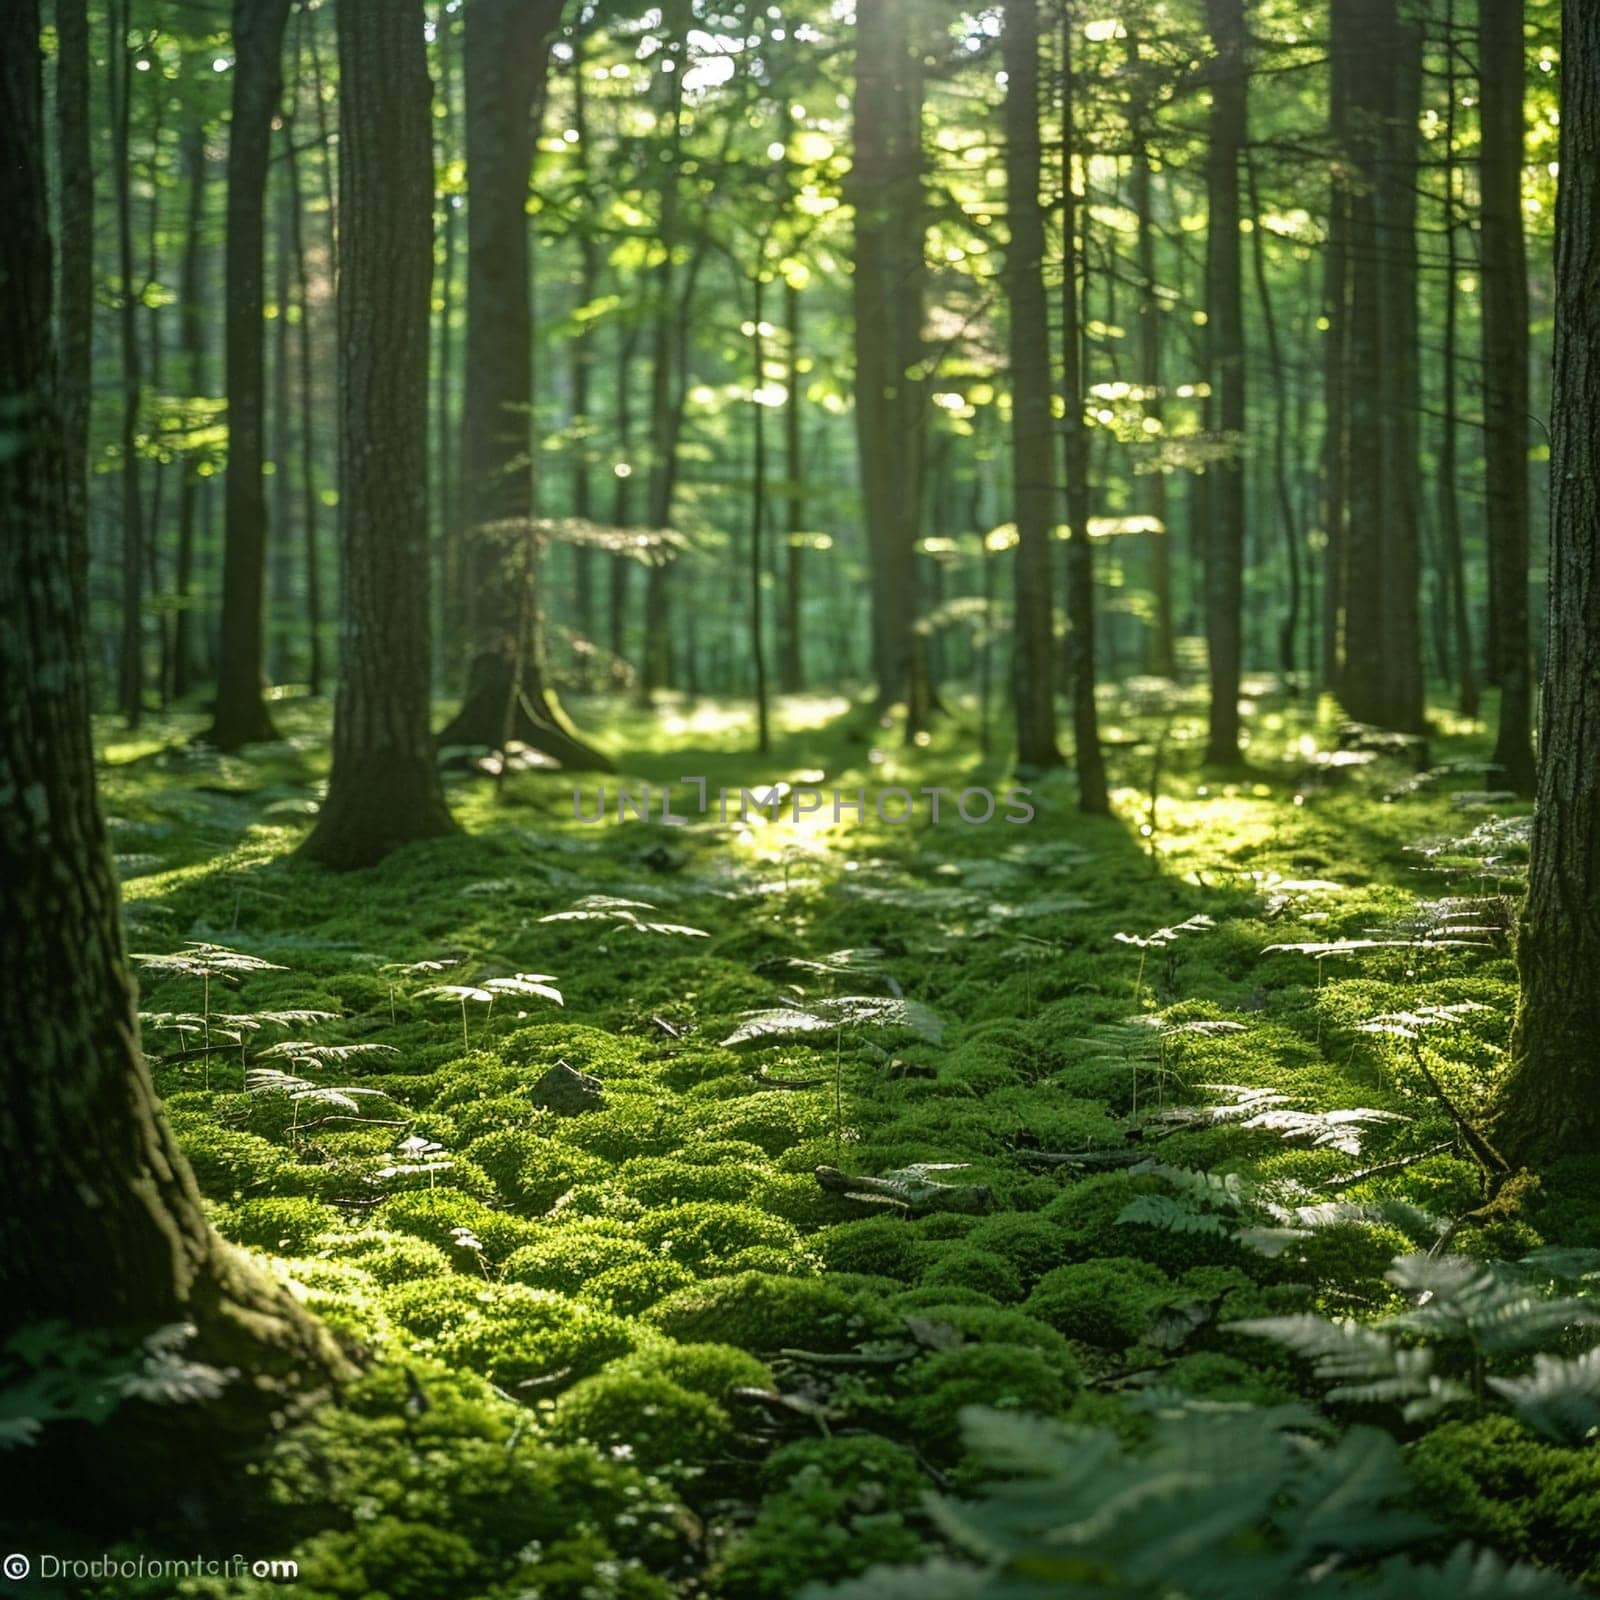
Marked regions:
[570,46,598,686]
[436,0,609,769]
[1481,0,1537,793]
[1498,0,1600,1160]
[851,0,931,734]
[270,138,294,682]
[1002,0,1062,772]
[1,3,347,1502]
[207,0,290,750]
[1060,7,1109,811]
[1202,0,1247,764]
[300,0,456,868]
[1340,0,1425,733]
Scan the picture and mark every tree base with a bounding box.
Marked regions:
[436,651,614,773]
[300,747,457,869]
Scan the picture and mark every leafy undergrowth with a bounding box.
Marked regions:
[28,686,1600,1595]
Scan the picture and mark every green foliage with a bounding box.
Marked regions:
[899,1344,1075,1454]
[1025,1257,1175,1347]
[648,1271,897,1353]
[919,1246,1025,1304]
[549,1371,731,1473]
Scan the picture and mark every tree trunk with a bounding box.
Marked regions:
[1497,0,1600,1161]
[207,0,290,750]
[1130,63,1175,681]
[570,44,598,686]
[1002,0,1062,772]
[1202,0,1247,765]
[285,11,322,698]
[851,0,931,734]
[1,4,348,1508]
[779,256,806,694]
[1060,5,1109,811]
[300,0,456,868]
[749,271,771,753]
[270,132,294,682]
[110,0,145,728]
[435,0,608,769]
[1439,0,1479,719]
[1481,0,1537,793]
[174,106,207,703]
[56,0,92,557]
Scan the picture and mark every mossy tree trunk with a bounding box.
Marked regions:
[1498,0,1600,1162]
[434,0,610,771]
[1,0,347,1468]
[206,0,290,752]
[300,0,456,868]
[1002,0,1062,773]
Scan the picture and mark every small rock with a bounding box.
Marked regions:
[531,1060,605,1116]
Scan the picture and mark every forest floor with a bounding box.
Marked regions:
[74,683,1600,1597]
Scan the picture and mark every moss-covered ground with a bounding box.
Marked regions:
[56,685,1600,1594]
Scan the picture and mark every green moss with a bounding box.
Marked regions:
[420,1283,640,1389]
[378,1187,538,1264]
[813,1218,922,1280]
[898,1342,1075,1454]
[462,1128,607,1211]
[918,1245,1025,1303]
[965,1212,1071,1283]
[502,1225,654,1293]
[635,1200,802,1269]
[548,1371,731,1473]
[710,1436,926,1598]
[648,1271,896,1353]
[888,1297,1076,1364]
[317,1229,456,1286]
[217,1195,342,1253]
[583,1258,700,1316]
[1025,1257,1174,1347]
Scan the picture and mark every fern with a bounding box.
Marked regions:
[538,895,708,937]
[721,995,944,1048]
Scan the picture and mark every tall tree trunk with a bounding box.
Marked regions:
[779,255,806,693]
[300,0,455,868]
[436,0,608,768]
[1340,0,1423,733]
[1481,0,1537,792]
[570,42,598,685]
[207,0,290,750]
[1060,5,1109,810]
[1497,0,1600,1161]
[285,9,323,698]
[1440,0,1479,718]
[1002,0,1061,771]
[1,6,347,1508]
[1130,62,1175,681]
[608,319,639,678]
[270,138,294,682]
[110,0,145,728]
[1246,154,1301,687]
[749,271,771,753]
[174,106,208,702]
[850,0,930,734]
[56,0,92,559]
[1202,0,1248,764]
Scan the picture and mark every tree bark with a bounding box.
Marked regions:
[850,0,931,734]
[1318,0,1349,693]
[207,0,290,750]
[56,0,92,558]
[435,0,609,769]
[1002,0,1062,772]
[1202,0,1248,764]
[1060,6,1109,811]
[174,105,208,703]
[1481,0,1537,793]
[1439,0,1478,719]
[110,0,145,728]
[1340,0,1425,734]
[1,2,348,1502]
[779,250,806,693]
[1497,0,1600,1161]
[299,0,456,868]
